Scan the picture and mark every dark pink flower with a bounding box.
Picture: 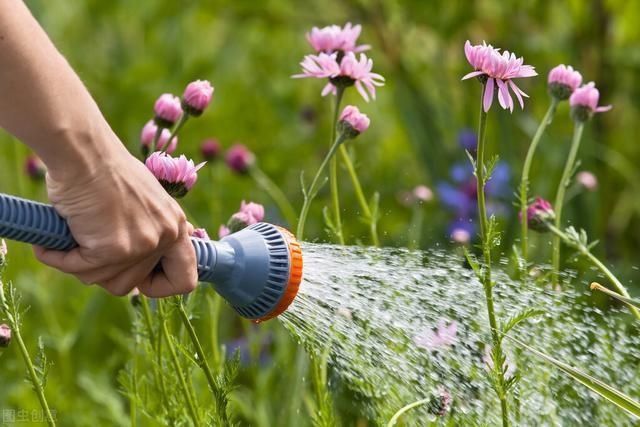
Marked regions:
[548,64,582,100]
[569,82,612,121]
[225,144,255,173]
[520,197,555,232]
[182,80,214,116]
[339,105,370,137]
[154,93,183,127]
[240,201,265,223]
[141,121,177,154]
[428,388,453,417]
[24,155,46,180]
[200,138,221,161]
[293,52,385,102]
[192,228,210,240]
[306,23,370,54]
[0,324,11,348]
[145,152,205,198]
[462,40,537,112]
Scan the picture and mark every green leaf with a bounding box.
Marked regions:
[507,335,640,418]
[501,308,545,337]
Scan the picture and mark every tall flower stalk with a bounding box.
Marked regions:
[474,91,511,426]
[298,105,371,240]
[551,81,611,285]
[463,40,537,427]
[551,122,584,285]
[328,86,346,243]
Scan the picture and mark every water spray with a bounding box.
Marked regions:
[0,193,303,322]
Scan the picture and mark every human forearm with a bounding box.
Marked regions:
[0,1,123,180]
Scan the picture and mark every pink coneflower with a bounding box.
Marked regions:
[225,144,255,173]
[414,320,458,351]
[200,138,221,161]
[239,201,265,223]
[338,105,370,137]
[576,171,598,191]
[428,388,453,417]
[520,197,555,233]
[192,228,210,240]
[548,64,582,100]
[24,155,46,180]
[0,324,11,348]
[145,152,205,198]
[140,121,177,155]
[306,23,370,54]
[293,52,385,102]
[182,80,214,116]
[569,82,612,121]
[154,93,183,127]
[462,41,537,112]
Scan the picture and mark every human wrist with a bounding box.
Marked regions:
[36,121,130,183]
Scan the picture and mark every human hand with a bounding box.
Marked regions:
[33,131,198,298]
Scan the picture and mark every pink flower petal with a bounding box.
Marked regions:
[483,78,495,112]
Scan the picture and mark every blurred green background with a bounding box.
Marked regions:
[1,0,640,425]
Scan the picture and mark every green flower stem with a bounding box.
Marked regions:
[0,283,55,427]
[207,290,223,370]
[151,126,163,152]
[329,87,346,244]
[297,135,347,240]
[548,225,640,320]
[176,299,220,401]
[161,114,189,153]
[519,98,559,265]
[249,166,297,227]
[157,300,201,426]
[139,296,167,399]
[408,205,424,250]
[338,145,380,246]
[387,397,432,427]
[475,86,510,427]
[552,121,585,286]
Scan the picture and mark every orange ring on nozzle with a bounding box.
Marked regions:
[255,227,303,322]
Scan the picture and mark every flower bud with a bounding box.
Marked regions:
[522,197,555,232]
[428,389,452,417]
[182,80,214,117]
[413,185,433,203]
[192,228,210,240]
[145,152,205,198]
[225,144,255,174]
[200,139,221,161]
[0,324,11,348]
[338,105,370,139]
[25,155,46,181]
[239,200,265,223]
[548,64,582,100]
[569,82,612,122]
[153,93,183,127]
[227,211,252,233]
[576,171,597,191]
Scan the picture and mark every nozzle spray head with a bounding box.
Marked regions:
[193,223,303,322]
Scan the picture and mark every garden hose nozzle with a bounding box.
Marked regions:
[0,193,302,322]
